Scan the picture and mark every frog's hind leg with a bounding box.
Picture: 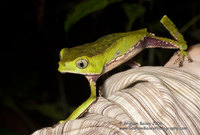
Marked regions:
[140,35,192,67]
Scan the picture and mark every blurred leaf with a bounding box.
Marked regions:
[123,3,145,31]
[0,128,21,135]
[2,97,35,130]
[180,14,200,33]
[3,97,19,112]
[64,0,121,32]
[190,29,200,42]
[3,71,38,98]
[28,103,65,120]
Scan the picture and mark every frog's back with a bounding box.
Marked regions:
[64,29,148,61]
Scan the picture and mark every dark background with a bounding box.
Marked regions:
[1,0,200,134]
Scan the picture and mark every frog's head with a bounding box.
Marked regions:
[58,47,104,75]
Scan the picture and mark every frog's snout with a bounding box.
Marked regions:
[58,61,66,72]
[59,61,65,67]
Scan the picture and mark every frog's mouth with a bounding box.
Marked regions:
[59,69,100,83]
[58,69,100,76]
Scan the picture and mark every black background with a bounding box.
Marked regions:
[1,0,199,134]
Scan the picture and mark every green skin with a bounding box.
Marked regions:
[58,15,192,121]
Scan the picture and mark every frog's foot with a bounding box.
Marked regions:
[174,50,193,67]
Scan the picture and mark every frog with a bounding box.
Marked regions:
[58,15,192,121]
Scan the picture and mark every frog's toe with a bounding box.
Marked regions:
[174,50,193,67]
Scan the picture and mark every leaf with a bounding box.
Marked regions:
[3,97,19,112]
[123,3,145,31]
[190,29,200,42]
[3,97,35,130]
[64,0,121,32]
[0,127,21,135]
[28,103,65,120]
[180,14,200,33]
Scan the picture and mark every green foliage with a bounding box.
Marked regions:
[64,0,121,32]
[28,103,65,120]
[0,128,21,135]
[180,14,200,33]
[2,97,35,131]
[123,3,145,31]
[179,14,200,42]
[3,97,19,113]
[190,29,200,41]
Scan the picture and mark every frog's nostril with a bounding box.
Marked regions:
[59,62,65,67]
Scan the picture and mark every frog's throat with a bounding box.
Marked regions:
[85,75,99,84]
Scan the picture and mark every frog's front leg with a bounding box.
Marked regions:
[63,75,98,121]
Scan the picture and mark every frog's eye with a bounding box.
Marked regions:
[76,59,89,69]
